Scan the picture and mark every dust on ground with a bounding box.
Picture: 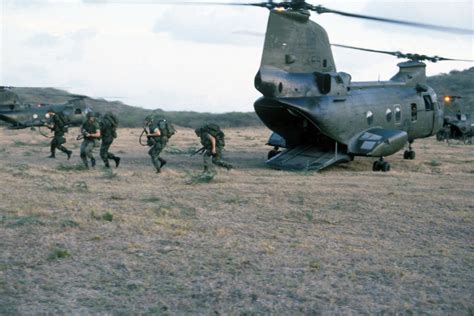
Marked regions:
[0,127,473,314]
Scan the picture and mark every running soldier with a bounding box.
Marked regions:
[45,109,72,159]
[80,112,101,169]
[99,112,120,168]
[144,116,175,173]
[195,124,232,172]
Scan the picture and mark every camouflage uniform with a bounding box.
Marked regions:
[48,112,72,159]
[100,113,120,168]
[80,118,100,168]
[196,126,232,172]
[147,120,168,173]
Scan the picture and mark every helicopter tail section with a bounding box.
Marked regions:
[259,10,336,73]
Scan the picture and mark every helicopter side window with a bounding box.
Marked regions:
[314,72,331,95]
[366,111,374,125]
[385,108,392,122]
[394,105,401,123]
[75,108,82,114]
[411,103,417,121]
[423,95,433,111]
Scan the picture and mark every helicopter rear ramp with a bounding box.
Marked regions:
[266,144,351,171]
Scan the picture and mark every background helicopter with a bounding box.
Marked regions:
[0,87,90,130]
[436,95,473,143]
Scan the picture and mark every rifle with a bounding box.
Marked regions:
[139,127,149,146]
[35,119,54,139]
[190,146,206,157]
[76,129,90,141]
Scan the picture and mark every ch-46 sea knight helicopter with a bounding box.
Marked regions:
[0,86,90,130]
[436,95,474,144]
[148,0,473,171]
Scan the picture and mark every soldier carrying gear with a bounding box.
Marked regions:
[99,112,121,168]
[144,115,175,173]
[195,123,233,173]
[80,112,101,169]
[45,108,72,160]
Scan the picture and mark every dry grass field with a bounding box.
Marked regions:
[0,127,472,314]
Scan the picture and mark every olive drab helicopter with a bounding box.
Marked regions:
[436,96,474,144]
[158,0,472,171]
[0,86,90,130]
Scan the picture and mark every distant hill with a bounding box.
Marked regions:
[427,67,474,115]
[3,67,473,127]
[5,87,263,128]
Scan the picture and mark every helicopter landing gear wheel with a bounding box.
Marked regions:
[403,150,416,160]
[373,158,390,172]
[404,141,416,160]
[267,147,281,160]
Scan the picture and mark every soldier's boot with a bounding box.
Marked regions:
[81,158,89,170]
[91,157,96,168]
[48,144,56,158]
[66,150,72,160]
[203,165,209,173]
[216,161,233,170]
[104,159,110,168]
[159,158,167,169]
[114,157,121,168]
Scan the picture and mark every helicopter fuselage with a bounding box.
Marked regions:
[255,81,443,155]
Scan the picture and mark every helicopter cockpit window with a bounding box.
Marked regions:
[75,109,82,114]
[366,111,374,125]
[411,103,417,121]
[423,95,433,111]
[314,72,331,95]
[385,108,392,122]
[395,105,401,122]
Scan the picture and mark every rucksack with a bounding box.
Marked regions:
[103,113,118,138]
[158,119,176,138]
[104,113,118,128]
[204,123,225,147]
[56,112,67,126]
[55,112,69,133]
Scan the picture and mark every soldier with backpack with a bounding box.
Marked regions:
[80,112,101,169]
[99,112,121,168]
[144,115,176,173]
[195,123,233,172]
[45,108,72,160]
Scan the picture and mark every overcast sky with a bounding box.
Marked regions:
[1,0,473,112]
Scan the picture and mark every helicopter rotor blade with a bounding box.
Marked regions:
[157,1,474,34]
[86,0,270,7]
[331,44,401,58]
[311,5,473,35]
[83,0,474,34]
[435,57,474,62]
[332,43,474,63]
